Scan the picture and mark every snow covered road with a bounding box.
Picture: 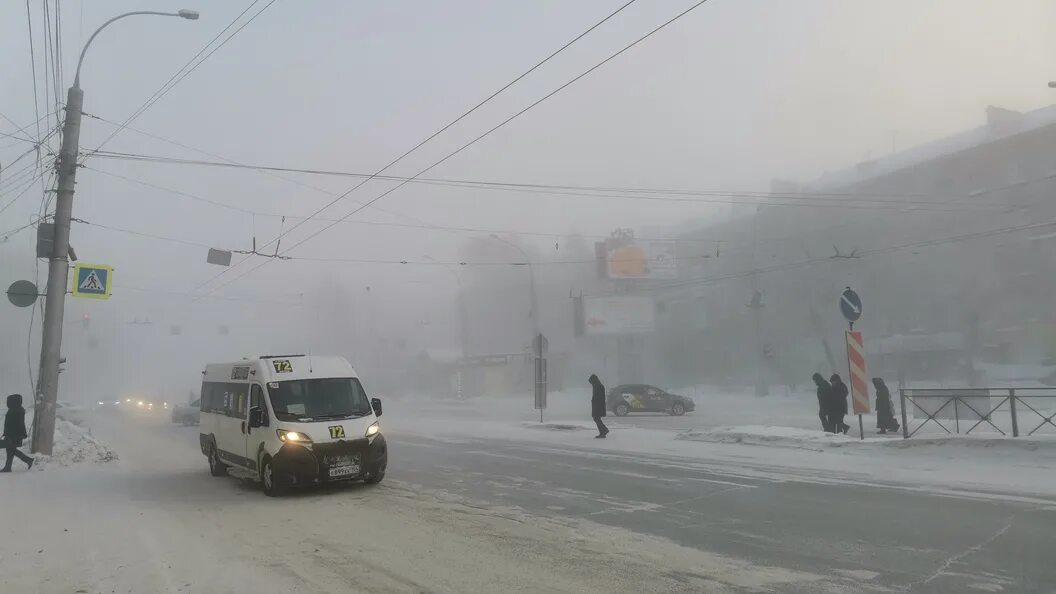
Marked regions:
[0,411,865,594]
[381,398,1056,593]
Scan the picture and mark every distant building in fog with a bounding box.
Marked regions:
[658,103,1056,385]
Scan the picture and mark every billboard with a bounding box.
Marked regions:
[601,240,677,279]
[581,296,655,335]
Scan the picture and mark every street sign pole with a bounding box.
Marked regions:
[533,333,548,423]
[853,319,864,441]
[840,288,868,440]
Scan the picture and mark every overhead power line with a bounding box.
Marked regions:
[82,0,278,160]
[181,0,646,298]
[0,176,44,217]
[67,216,658,267]
[194,1,794,302]
[1,125,61,180]
[0,215,49,242]
[83,165,706,244]
[25,0,42,145]
[82,148,1008,211]
[0,110,60,145]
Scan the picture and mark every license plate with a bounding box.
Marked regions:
[328,463,360,478]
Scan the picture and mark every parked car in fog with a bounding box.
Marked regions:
[607,384,695,416]
[171,399,200,425]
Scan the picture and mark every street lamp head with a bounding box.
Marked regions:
[178,9,200,20]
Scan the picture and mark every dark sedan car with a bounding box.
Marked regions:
[607,384,695,416]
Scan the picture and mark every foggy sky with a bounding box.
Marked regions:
[2,0,1055,400]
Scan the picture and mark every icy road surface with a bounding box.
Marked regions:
[1,407,1052,593]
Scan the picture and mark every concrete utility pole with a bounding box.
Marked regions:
[31,9,199,455]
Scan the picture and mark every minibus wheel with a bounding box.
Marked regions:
[208,445,228,477]
[261,457,287,496]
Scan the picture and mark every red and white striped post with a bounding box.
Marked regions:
[845,330,871,440]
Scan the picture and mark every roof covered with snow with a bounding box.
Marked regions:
[811,104,1056,191]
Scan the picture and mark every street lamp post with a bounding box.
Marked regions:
[489,234,539,341]
[31,9,199,455]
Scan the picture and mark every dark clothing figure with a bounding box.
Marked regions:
[588,374,608,438]
[2,394,33,472]
[873,378,900,434]
[812,373,834,433]
[829,374,850,435]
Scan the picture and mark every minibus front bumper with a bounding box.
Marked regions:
[273,434,387,485]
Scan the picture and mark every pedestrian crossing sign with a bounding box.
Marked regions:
[72,263,112,299]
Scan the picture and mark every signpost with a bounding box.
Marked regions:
[840,287,868,440]
[533,333,548,422]
[7,280,39,308]
[839,287,862,329]
[71,263,112,299]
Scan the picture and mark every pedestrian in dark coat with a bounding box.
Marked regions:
[812,373,834,433]
[829,374,850,435]
[2,394,33,472]
[872,378,900,434]
[588,374,609,439]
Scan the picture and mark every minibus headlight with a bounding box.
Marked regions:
[365,422,380,438]
[277,429,312,444]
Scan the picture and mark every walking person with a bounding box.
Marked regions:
[812,373,833,433]
[1,394,33,472]
[872,378,900,434]
[588,374,609,439]
[829,374,850,435]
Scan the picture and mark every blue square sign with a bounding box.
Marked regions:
[72,263,112,299]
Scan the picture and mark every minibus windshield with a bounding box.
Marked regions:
[268,377,371,421]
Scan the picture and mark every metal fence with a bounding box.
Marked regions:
[899,387,1056,439]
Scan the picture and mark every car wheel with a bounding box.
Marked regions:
[364,465,386,485]
[208,445,228,477]
[261,457,287,497]
[672,402,685,416]
[614,403,629,417]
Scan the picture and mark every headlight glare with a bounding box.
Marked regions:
[277,429,312,444]
[365,422,380,437]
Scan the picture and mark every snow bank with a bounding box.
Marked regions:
[676,425,1056,453]
[28,415,118,469]
[677,425,868,451]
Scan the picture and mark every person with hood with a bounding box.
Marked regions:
[1,394,33,472]
[812,373,833,432]
[872,378,900,434]
[588,374,609,439]
[829,374,850,435]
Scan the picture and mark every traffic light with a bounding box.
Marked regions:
[82,313,90,328]
[763,344,774,360]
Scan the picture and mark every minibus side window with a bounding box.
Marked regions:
[221,383,248,419]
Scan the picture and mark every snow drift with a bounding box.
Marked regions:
[27,415,118,468]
